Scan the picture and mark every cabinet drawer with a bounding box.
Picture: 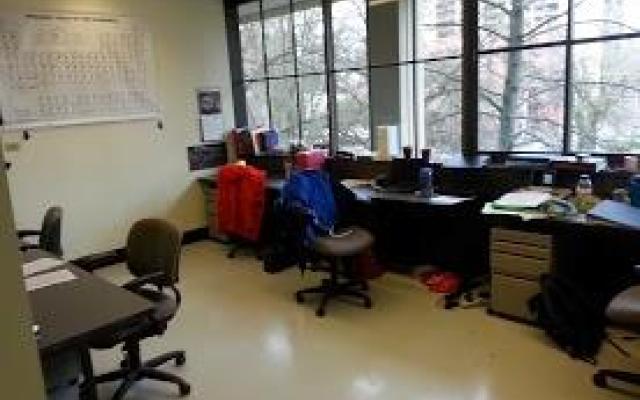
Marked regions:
[491,252,550,280]
[491,228,552,249]
[491,241,551,260]
[491,273,540,322]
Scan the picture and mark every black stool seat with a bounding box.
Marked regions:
[313,227,374,258]
[297,227,375,317]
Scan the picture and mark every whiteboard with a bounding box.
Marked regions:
[0,13,159,131]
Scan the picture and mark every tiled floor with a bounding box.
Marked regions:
[90,241,640,399]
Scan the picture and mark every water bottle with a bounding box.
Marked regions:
[576,174,593,197]
[419,167,434,198]
[630,175,640,207]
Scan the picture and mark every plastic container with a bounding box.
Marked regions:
[418,167,434,198]
[576,174,593,197]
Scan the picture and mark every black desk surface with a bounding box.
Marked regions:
[347,183,473,206]
[25,250,153,356]
[198,176,285,191]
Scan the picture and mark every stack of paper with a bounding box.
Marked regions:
[493,191,552,210]
[24,269,76,292]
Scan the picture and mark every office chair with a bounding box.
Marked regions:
[593,267,640,392]
[294,224,374,317]
[88,219,190,400]
[18,206,63,257]
[285,171,375,317]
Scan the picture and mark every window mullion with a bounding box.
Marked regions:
[259,0,273,127]
[462,0,479,155]
[323,0,338,154]
[563,0,573,155]
[290,0,303,146]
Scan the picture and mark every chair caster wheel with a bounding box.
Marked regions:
[315,308,326,317]
[295,293,305,304]
[179,382,191,396]
[593,373,607,388]
[364,298,372,309]
[175,352,186,367]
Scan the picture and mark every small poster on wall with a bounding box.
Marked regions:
[197,88,224,142]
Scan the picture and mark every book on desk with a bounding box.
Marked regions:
[588,200,640,231]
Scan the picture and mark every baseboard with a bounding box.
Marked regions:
[72,226,210,271]
[182,226,210,245]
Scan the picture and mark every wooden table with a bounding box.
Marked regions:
[25,250,153,399]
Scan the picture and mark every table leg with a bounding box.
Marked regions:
[79,347,97,400]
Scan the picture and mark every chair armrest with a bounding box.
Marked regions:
[17,230,41,239]
[122,271,166,291]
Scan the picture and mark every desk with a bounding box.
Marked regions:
[484,211,640,322]
[25,250,153,399]
[344,183,482,273]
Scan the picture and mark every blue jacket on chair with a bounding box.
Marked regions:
[281,170,337,245]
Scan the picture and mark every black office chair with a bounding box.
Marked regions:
[88,219,190,400]
[18,206,63,257]
[286,195,375,317]
[594,267,640,392]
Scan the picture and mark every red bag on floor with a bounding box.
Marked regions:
[420,271,461,294]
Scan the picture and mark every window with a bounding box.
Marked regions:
[268,78,299,143]
[238,2,264,79]
[332,0,370,152]
[335,70,370,151]
[245,81,270,128]
[478,0,568,50]
[264,0,295,77]
[235,0,330,148]
[294,0,325,74]
[415,0,463,158]
[571,0,640,153]
[478,47,565,152]
[478,0,568,152]
[420,59,463,155]
[299,74,329,147]
[230,0,640,156]
[332,0,367,69]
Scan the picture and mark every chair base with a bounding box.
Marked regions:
[594,369,640,389]
[86,343,190,400]
[296,277,372,317]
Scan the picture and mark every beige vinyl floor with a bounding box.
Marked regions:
[90,241,640,400]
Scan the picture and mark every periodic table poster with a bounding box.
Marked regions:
[0,13,158,130]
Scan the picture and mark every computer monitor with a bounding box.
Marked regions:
[388,158,429,185]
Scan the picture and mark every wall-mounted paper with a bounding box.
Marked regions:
[197,88,224,142]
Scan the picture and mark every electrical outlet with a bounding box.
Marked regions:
[4,142,20,152]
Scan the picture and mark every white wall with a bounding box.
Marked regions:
[1,0,233,258]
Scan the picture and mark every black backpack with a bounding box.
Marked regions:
[529,274,606,362]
